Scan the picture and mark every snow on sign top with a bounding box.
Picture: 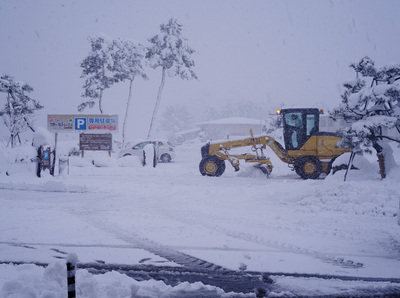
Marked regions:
[47,114,118,133]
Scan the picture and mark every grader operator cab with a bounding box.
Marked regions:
[199,108,351,180]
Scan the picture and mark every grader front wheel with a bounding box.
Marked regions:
[199,156,226,177]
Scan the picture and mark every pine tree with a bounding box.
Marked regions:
[0,74,43,147]
[331,57,400,178]
[79,34,117,114]
[146,18,197,139]
[111,38,148,144]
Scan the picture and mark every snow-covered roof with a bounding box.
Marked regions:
[174,128,200,135]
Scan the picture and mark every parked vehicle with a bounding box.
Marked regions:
[119,140,175,162]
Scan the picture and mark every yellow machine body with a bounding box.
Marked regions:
[199,108,351,179]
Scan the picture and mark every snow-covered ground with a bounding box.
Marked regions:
[0,139,400,297]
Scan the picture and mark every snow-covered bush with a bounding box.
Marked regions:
[331,57,400,179]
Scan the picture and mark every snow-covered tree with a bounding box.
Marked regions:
[331,57,400,179]
[112,39,148,144]
[262,113,281,134]
[79,35,117,114]
[146,18,197,139]
[160,104,194,138]
[202,105,221,121]
[0,74,43,147]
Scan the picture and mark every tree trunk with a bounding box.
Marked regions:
[122,79,134,145]
[6,93,15,148]
[377,152,386,179]
[377,139,397,179]
[98,89,103,114]
[99,64,105,114]
[24,116,35,132]
[147,67,166,139]
[372,140,386,179]
[9,134,14,148]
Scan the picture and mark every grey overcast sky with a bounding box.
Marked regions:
[1,0,400,140]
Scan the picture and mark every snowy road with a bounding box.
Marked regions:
[1,142,400,296]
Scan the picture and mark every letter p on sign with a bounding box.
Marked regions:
[75,118,87,131]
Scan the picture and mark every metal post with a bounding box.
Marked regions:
[66,253,78,298]
[53,132,58,176]
[344,152,356,181]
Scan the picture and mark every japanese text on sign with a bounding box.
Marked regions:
[79,134,112,151]
[47,114,118,133]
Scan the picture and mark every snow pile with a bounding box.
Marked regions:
[0,143,36,176]
[0,263,249,298]
[1,263,65,298]
[69,156,94,167]
[117,155,142,167]
[32,127,54,148]
[329,152,380,181]
[92,156,119,168]
[298,180,398,217]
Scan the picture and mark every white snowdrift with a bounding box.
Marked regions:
[0,140,399,297]
[1,263,249,298]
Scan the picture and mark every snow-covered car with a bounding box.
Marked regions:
[118,140,175,162]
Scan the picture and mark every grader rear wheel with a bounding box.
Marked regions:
[295,156,322,180]
[199,156,226,177]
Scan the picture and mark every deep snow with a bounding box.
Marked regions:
[0,138,400,297]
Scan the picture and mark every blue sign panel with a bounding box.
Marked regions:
[75,118,87,130]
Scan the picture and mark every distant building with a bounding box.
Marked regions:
[319,114,347,133]
[173,128,201,145]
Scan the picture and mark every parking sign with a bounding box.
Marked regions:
[75,118,87,130]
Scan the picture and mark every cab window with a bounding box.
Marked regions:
[306,114,317,136]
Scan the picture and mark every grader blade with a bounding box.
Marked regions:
[253,163,273,177]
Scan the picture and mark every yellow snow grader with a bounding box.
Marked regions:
[199,108,351,179]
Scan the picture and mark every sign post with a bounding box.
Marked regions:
[47,114,118,165]
[79,133,113,157]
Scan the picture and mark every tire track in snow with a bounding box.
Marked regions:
[154,204,365,270]
[72,213,235,272]
[52,214,272,294]
[3,242,400,297]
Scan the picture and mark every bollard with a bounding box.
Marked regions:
[66,253,78,298]
[59,156,69,175]
[142,144,157,168]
